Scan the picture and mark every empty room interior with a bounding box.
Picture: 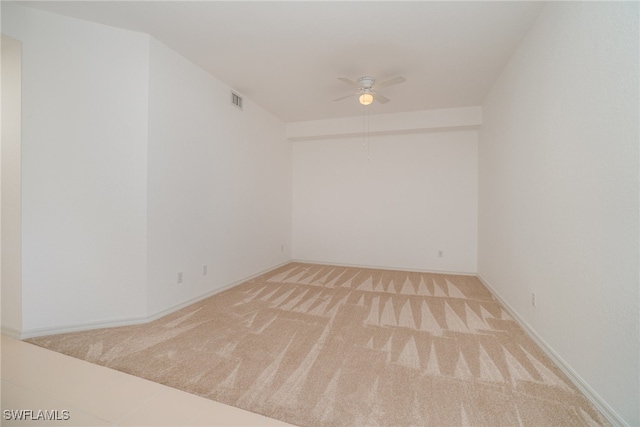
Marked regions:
[1,1,638,426]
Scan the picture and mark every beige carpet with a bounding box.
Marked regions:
[28,263,609,426]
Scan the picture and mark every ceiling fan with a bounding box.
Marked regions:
[333,76,406,105]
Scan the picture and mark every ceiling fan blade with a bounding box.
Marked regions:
[333,92,357,102]
[338,77,359,88]
[375,93,390,104]
[376,76,406,89]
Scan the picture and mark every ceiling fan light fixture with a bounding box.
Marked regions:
[359,93,374,106]
[335,75,405,106]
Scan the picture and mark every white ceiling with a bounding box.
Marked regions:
[22,1,545,123]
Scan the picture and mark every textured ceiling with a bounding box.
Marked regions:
[22,1,545,123]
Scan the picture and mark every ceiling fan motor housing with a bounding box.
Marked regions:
[358,76,375,89]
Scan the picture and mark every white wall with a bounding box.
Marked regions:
[1,3,292,333]
[293,125,478,273]
[2,3,150,333]
[146,38,291,315]
[1,34,23,336]
[478,2,639,425]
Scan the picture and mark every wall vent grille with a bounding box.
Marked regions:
[231,92,243,110]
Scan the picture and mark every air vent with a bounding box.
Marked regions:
[231,92,243,110]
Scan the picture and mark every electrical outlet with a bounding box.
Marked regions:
[203,265,208,276]
[531,292,536,307]
[177,272,183,284]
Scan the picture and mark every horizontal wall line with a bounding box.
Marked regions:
[291,258,477,277]
[286,106,482,141]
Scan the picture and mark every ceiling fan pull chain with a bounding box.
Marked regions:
[362,104,367,149]
[367,108,371,161]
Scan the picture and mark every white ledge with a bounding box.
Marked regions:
[286,106,482,141]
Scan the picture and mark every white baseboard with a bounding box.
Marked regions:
[18,260,293,340]
[18,315,149,340]
[1,325,22,339]
[476,274,627,427]
[143,260,292,324]
[291,258,477,276]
